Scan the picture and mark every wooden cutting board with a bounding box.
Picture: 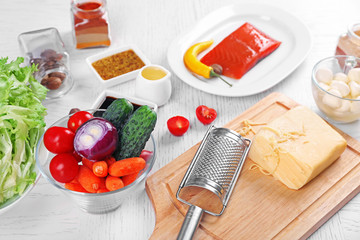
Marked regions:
[145,92,360,240]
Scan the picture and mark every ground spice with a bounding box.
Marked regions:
[72,0,111,49]
[92,50,145,80]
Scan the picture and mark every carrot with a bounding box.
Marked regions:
[105,156,116,166]
[97,188,109,193]
[122,172,140,186]
[82,158,95,169]
[108,157,146,177]
[77,165,101,193]
[65,182,89,193]
[105,176,124,191]
[92,161,108,177]
[99,177,106,189]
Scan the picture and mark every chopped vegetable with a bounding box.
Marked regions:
[122,172,139,186]
[93,161,108,177]
[0,57,47,206]
[105,156,116,167]
[108,157,146,177]
[77,165,101,193]
[65,182,88,193]
[74,117,118,160]
[105,176,124,191]
[167,116,190,136]
[196,105,217,125]
[82,158,95,169]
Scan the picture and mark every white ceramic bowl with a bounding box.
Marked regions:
[90,89,158,113]
[86,45,151,88]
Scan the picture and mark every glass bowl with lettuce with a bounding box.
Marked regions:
[0,57,48,214]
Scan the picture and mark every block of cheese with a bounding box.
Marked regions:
[248,106,347,190]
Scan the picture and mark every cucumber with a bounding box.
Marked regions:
[115,105,157,160]
[102,98,134,131]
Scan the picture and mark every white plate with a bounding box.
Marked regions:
[167,3,312,97]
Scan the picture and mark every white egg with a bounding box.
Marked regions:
[315,67,333,84]
[351,97,360,113]
[349,80,360,98]
[322,89,342,109]
[333,72,349,83]
[330,80,350,97]
[347,68,360,84]
[336,100,351,112]
[318,82,330,91]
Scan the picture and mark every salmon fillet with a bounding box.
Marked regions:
[200,22,281,79]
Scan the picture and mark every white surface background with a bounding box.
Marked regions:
[1,0,360,239]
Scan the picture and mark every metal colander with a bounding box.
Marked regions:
[176,126,251,240]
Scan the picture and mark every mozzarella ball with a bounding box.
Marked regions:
[315,67,333,84]
[351,97,360,113]
[349,80,360,98]
[347,68,360,84]
[322,89,342,108]
[330,80,350,97]
[333,72,349,83]
[318,82,330,91]
[337,100,351,112]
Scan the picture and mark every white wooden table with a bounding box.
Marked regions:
[1,0,360,239]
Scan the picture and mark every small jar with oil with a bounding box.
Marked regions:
[135,65,172,106]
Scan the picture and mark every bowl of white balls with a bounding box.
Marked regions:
[312,55,360,123]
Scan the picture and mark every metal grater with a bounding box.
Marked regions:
[176,126,251,240]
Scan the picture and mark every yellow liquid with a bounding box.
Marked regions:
[141,66,167,80]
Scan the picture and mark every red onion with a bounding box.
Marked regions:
[74,117,118,160]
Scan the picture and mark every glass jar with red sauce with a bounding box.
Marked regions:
[336,23,360,57]
[71,0,111,49]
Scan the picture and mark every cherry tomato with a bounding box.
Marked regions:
[49,153,79,183]
[196,105,217,125]
[72,150,83,162]
[44,126,75,154]
[67,111,93,132]
[140,150,153,162]
[167,116,190,136]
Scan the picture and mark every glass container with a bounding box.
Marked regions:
[311,55,360,123]
[18,28,74,99]
[36,109,156,214]
[336,23,360,58]
[71,0,111,49]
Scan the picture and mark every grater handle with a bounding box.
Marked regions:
[177,205,203,240]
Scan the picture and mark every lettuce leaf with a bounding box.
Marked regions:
[0,57,47,206]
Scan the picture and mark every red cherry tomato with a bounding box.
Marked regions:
[67,111,93,132]
[49,153,79,183]
[167,116,190,136]
[196,105,217,125]
[44,126,75,154]
[140,150,153,162]
[72,150,83,162]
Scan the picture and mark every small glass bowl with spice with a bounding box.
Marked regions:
[18,28,74,99]
[86,45,151,87]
